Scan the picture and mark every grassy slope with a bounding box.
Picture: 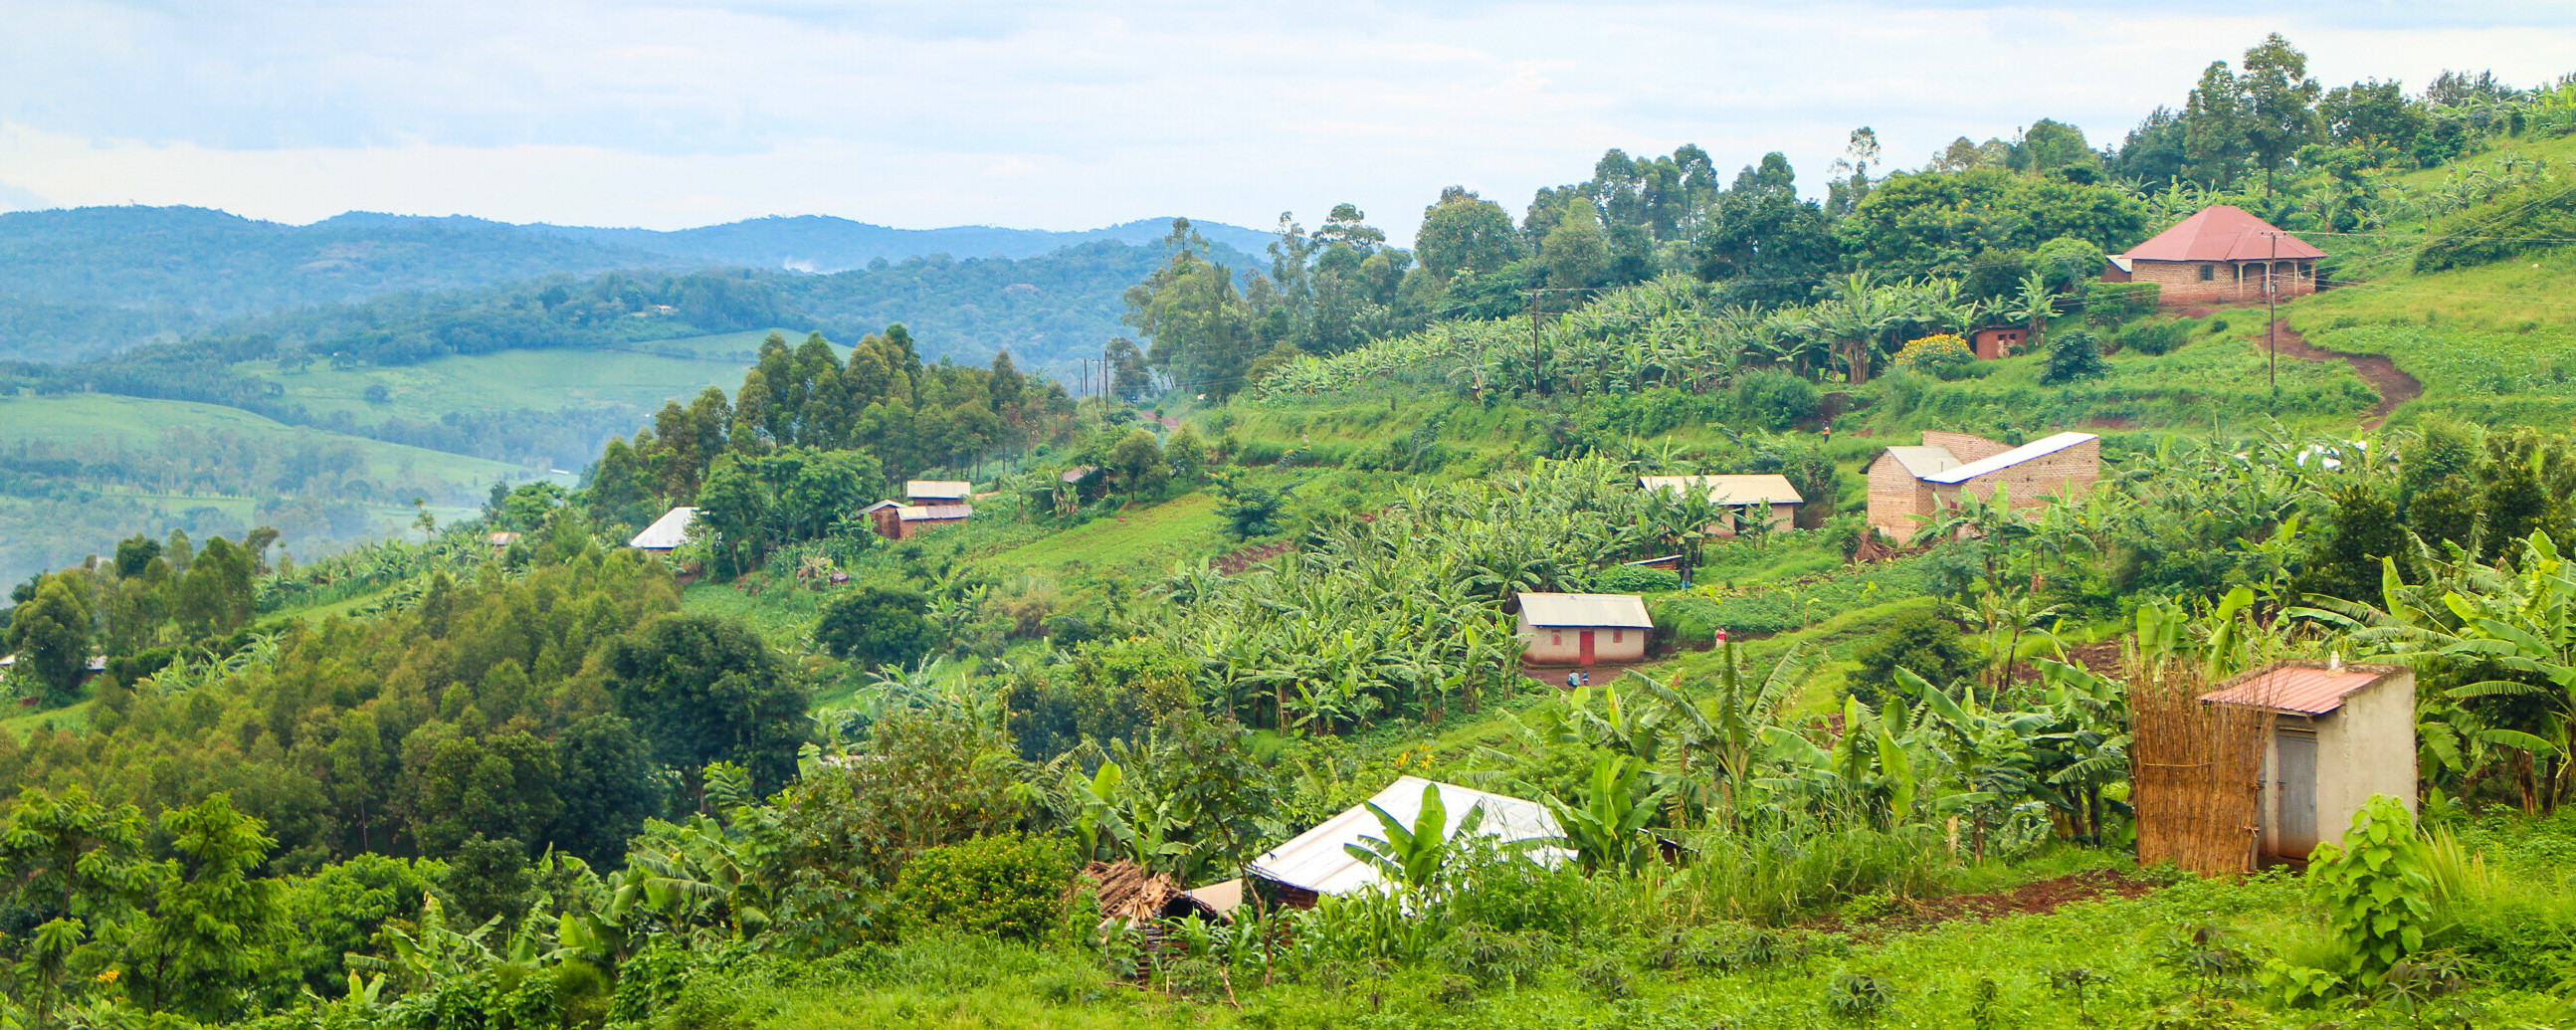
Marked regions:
[0,392,529,485]
[236,327,827,421]
[2270,132,2576,424]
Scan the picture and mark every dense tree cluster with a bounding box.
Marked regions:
[0,540,816,871]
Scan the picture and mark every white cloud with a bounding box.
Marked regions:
[1,1,2570,234]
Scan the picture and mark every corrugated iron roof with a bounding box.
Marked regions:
[898,505,974,521]
[1061,466,1098,484]
[2199,662,2399,716]
[2117,204,2326,263]
[629,507,698,549]
[1922,432,2098,485]
[1882,445,1963,479]
[905,479,973,500]
[1249,776,1569,896]
[1517,591,1654,628]
[1640,474,1805,506]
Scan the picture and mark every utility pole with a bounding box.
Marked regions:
[2264,231,2281,406]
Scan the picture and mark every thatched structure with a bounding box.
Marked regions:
[2132,660,2275,875]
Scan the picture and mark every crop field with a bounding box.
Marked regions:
[234,327,828,422]
[983,492,1231,571]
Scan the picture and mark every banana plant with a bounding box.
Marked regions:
[1345,782,1486,896]
[1542,753,1669,874]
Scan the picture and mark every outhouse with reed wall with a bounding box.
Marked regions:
[2198,660,2417,863]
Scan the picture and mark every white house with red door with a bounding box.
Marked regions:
[1514,592,1652,667]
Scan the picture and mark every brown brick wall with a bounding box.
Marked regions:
[1932,438,2102,511]
[2124,260,2316,307]
[1867,453,1934,540]
[1920,431,2013,463]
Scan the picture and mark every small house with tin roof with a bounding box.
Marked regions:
[1515,591,1652,667]
[904,480,974,505]
[864,500,974,540]
[1247,776,1569,909]
[628,507,698,553]
[1640,474,1804,535]
[1867,431,2100,541]
[2099,204,2325,306]
[2199,660,2417,862]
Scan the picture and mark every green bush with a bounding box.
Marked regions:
[2308,795,2434,978]
[2114,319,2191,356]
[2042,330,2111,385]
[1850,609,1985,704]
[1734,367,1821,430]
[894,833,1078,942]
[1593,563,1684,593]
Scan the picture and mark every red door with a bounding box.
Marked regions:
[1578,630,1596,667]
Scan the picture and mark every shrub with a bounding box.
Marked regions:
[1592,563,1684,593]
[2114,319,2191,356]
[894,833,1078,942]
[1734,367,1821,430]
[1849,609,1984,704]
[2041,330,2110,385]
[2308,795,2434,979]
[815,586,934,669]
[1892,334,1975,378]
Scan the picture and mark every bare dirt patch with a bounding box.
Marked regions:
[2266,324,2423,428]
[1823,869,2162,936]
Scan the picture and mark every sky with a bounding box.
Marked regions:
[1,1,2571,238]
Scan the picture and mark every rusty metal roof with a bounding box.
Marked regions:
[2199,663,2398,716]
[1517,591,1654,629]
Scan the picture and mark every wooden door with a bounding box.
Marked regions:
[2274,731,2318,857]
[1578,630,1596,666]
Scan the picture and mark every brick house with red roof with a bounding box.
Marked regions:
[2099,204,2324,306]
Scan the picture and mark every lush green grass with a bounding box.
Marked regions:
[0,392,531,485]
[2287,248,2576,425]
[634,859,2572,1029]
[983,493,1232,572]
[236,328,827,422]
[0,698,90,740]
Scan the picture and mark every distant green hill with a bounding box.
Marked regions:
[0,205,1272,362]
[0,392,539,588]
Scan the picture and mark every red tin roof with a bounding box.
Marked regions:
[2118,205,2325,263]
[2199,663,2391,716]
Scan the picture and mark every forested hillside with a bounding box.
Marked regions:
[0,207,1265,362]
[8,33,2576,1030]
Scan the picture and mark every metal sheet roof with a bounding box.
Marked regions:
[1640,474,1804,506]
[1249,776,1569,896]
[2200,663,2399,716]
[1882,446,1963,479]
[1517,591,1654,629]
[898,505,975,521]
[1922,432,2098,485]
[905,480,973,500]
[629,507,698,549]
[2116,205,2326,263]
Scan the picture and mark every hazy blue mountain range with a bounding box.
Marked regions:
[0,205,1271,361]
[527,215,1278,273]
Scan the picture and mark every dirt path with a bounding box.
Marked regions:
[1820,869,2163,936]
[2267,323,2424,428]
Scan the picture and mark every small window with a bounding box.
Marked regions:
[1613,630,1625,644]
[1551,631,1561,646]
[2199,264,2215,281]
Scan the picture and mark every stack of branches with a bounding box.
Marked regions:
[2131,657,2274,876]
[1081,860,1182,925]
